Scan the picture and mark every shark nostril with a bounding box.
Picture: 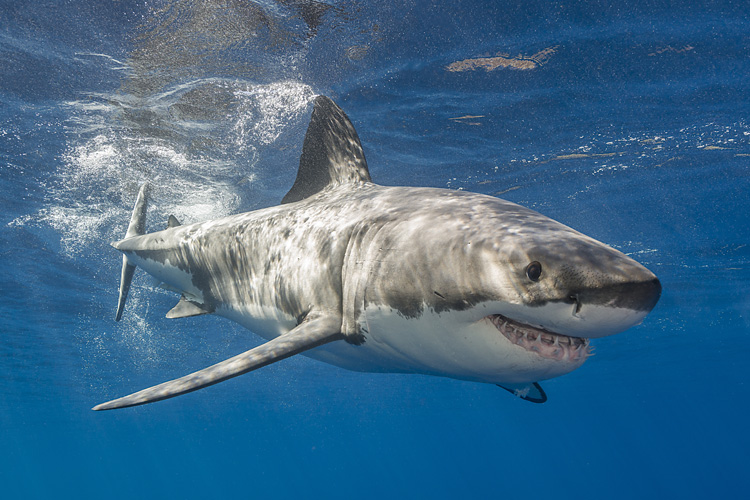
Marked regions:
[568,294,582,315]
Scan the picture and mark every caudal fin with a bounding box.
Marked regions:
[115,183,150,321]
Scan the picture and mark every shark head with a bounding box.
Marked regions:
[487,218,661,340]
[347,187,661,386]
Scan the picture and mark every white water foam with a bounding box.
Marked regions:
[11,79,315,257]
[8,77,313,372]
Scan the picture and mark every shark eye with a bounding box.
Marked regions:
[526,261,542,282]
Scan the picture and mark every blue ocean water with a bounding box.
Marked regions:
[1,0,748,497]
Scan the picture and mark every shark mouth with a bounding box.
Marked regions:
[487,314,591,362]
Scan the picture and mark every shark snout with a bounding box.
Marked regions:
[563,275,661,338]
[634,276,662,313]
[575,275,661,314]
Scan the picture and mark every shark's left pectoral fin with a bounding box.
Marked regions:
[166,296,213,319]
[93,314,344,410]
[497,382,548,403]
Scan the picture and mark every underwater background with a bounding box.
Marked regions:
[1,0,748,498]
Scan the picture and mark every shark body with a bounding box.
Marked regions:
[94,96,660,410]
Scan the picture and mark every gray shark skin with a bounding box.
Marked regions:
[93,96,661,410]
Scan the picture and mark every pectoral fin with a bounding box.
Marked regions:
[93,314,344,410]
[497,382,547,403]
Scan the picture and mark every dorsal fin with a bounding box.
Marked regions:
[281,96,371,204]
[167,215,181,228]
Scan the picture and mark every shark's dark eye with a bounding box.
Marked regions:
[526,261,542,282]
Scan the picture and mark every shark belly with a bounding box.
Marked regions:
[294,300,584,385]
[309,303,584,384]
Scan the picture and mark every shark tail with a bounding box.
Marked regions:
[114,183,150,321]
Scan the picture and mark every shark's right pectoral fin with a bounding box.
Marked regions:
[93,314,344,411]
[497,382,547,403]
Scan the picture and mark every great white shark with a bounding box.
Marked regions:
[93,96,661,410]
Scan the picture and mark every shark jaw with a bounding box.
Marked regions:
[487,314,591,363]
